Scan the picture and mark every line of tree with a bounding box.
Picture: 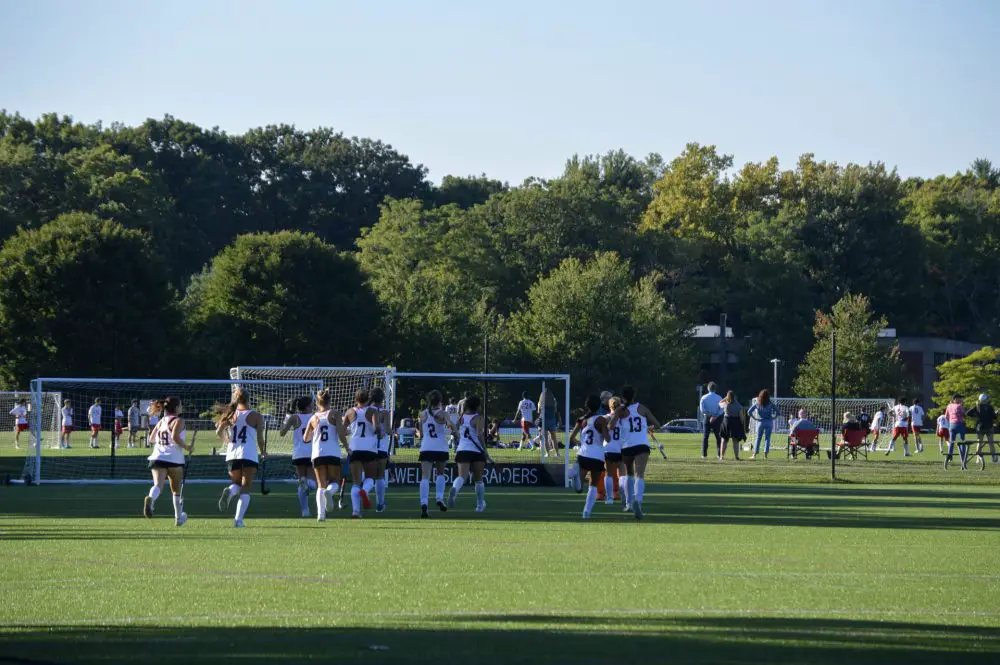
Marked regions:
[1,111,998,416]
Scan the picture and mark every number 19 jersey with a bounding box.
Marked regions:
[226,409,258,463]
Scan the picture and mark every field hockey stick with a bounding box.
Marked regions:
[260,419,271,495]
[649,431,667,459]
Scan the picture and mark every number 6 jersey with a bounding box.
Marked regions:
[226,409,258,463]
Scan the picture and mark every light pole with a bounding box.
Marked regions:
[770,358,782,398]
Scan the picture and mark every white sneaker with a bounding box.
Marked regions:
[317,514,326,522]
[475,501,487,513]
[175,512,187,527]
[325,489,335,514]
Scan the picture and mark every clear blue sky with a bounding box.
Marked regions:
[1,0,997,184]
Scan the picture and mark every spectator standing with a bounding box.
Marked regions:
[747,389,778,459]
[699,382,723,459]
[967,394,997,464]
[718,391,744,461]
[945,395,968,470]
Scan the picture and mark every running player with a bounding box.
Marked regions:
[127,400,141,448]
[417,389,457,518]
[344,389,380,518]
[513,392,536,449]
[604,396,626,508]
[909,398,926,454]
[936,411,949,454]
[9,398,28,449]
[868,405,885,452]
[888,398,911,456]
[279,395,317,518]
[88,398,102,449]
[113,404,124,449]
[448,395,492,512]
[215,388,265,528]
[608,386,661,520]
[143,397,194,526]
[569,395,608,520]
[372,387,392,513]
[445,397,460,450]
[60,399,73,449]
[303,389,346,522]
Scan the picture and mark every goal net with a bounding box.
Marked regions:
[391,372,572,487]
[2,390,62,481]
[761,397,895,450]
[230,366,394,483]
[24,378,323,484]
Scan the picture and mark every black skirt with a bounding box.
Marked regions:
[721,416,746,442]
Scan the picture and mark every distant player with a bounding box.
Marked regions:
[417,389,457,517]
[127,400,141,448]
[569,395,608,519]
[513,392,536,449]
[888,398,911,456]
[279,395,317,518]
[303,389,346,522]
[344,389,380,518]
[448,395,492,512]
[215,388,265,528]
[147,405,160,448]
[603,397,626,507]
[144,397,194,526]
[371,387,392,513]
[909,398,926,454]
[88,398,102,449]
[9,398,28,449]
[444,398,460,449]
[868,405,886,452]
[608,386,662,520]
[113,404,124,449]
[60,399,73,449]
[936,411,950,454]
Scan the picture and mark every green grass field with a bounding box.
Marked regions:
[2,479,999,664]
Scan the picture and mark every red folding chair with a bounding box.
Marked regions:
[789,429,820,459]
[837,428,868,460]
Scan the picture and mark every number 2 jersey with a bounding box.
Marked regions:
[419,408,449,453]
[577,415,606,462]
[226,409,258,463]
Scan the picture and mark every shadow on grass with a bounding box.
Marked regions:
[2,483,999,532]
[0,616,997,664]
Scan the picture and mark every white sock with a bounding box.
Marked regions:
[172,493,182,518]
[419,478,430,505]
[297,484,309,513]
[435,475,447,501]
[452,475,466,496]
[148,485,161,504]
[622,475,632,505]
[375,478,386,505]
[227,483,240,498]
[351,485,361,513]
[235,494,250,521]
[474,481,485,504]
[316,487,325,515]
[636,478,645,503]
[604,474,614,499]
[362,477,374,494]
[584,486,597,516]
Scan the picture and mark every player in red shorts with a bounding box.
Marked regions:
[513,392,536,450]
[60,399,74,449]
[113,404,124,449]
[909,398,926,454]
[9,398,29,449]
[88,398,103,449]
[888,398,911,456]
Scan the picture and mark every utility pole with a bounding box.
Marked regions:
[770,358,781,398]
[719,313,728,390]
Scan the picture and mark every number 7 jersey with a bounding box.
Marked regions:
[226,408,258,463]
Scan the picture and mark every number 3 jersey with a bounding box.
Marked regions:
[578,415,606,461]
[226,409,258,462]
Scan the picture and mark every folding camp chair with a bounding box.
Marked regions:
[837,428,868,460]
[788,429,820,459]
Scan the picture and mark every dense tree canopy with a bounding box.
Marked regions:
[932,347,1000,415]
[0,110,997,408]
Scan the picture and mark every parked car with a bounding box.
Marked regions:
[660,419,701,434]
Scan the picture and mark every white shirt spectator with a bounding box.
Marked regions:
[699,391,723,418]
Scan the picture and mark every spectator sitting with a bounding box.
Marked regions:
[486,418,503,448]
[397,417,417,448]
[790,409,819,458]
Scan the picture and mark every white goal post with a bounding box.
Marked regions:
[25,377,323,484]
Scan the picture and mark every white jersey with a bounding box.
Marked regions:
[456,414,484,454]
[62,407,72,427]
[937,414,948,431]
[147,415,186,465]
[88,405,101,426]
[289,412,312,460]
[605,417,624,454]
[225,409,259,463]
[517,399,536,423]
[910,405,925,427]
[419,408,449,454]
[893,404,910,428]
[870,411,885,431]
[9,405,27,425]
[622,403,649,447]
[578,415,606,461]
[445,404,460,428]
[375,407,390,453]
[348,406,378,453]
[310,410,341,460]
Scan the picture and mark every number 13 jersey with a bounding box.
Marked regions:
[226,409,258,463]
[623,403,648,447]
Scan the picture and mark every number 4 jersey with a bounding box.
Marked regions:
[226,409,258,463]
